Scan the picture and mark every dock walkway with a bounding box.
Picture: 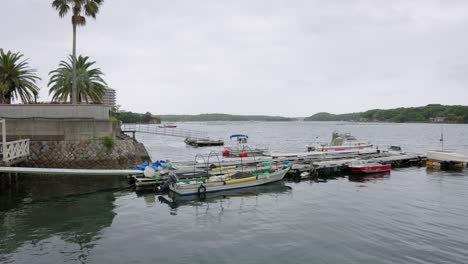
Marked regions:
[122,124,209,139]
[0,166,143,176]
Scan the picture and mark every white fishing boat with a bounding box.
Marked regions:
[306,132,373,152]
[222,134,269,157]
[169,165,290,196]
[270,148,378,159]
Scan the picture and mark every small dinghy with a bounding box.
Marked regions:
[169,165,291,196]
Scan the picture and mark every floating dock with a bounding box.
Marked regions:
[289,152,425,178]
[426,151,468,170]
[131,151,427,191]
[184,137,224,147]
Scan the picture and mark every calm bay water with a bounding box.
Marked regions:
[1,122,468,264]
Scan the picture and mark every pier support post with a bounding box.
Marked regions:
[8,172,12,188]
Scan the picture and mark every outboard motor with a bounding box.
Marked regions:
[158,173,178,192]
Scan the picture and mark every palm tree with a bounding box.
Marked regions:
[0,49,40,104]
[48,55,107,103]
[51,0,105,104]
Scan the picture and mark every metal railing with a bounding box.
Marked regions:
[122,124,208,139]
[1,119,31,164]
[0,139,30,162]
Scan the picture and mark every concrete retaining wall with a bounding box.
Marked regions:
[0,104,110,120]
[2,119,121,141]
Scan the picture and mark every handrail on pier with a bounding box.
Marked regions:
[0,119,31,165]
[121,124,209,139]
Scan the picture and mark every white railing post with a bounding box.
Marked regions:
[1,119,6,162]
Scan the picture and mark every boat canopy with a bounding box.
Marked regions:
[230,134,248,139]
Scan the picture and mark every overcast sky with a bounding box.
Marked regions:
[2,0,467,116]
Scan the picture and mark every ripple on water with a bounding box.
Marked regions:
[2,122,468,264]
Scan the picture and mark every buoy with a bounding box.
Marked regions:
[239,152,248,158]
[222,149,230,157]
[144,166,155,178]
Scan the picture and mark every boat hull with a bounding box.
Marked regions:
[169,167,290,196]
[349,164,391,174]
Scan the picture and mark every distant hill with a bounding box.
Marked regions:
[304,112,361,122]
[304,104,468,123]
[160,113,294,122]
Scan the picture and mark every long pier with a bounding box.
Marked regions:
[122,124,209,139]
[289,152,425,178]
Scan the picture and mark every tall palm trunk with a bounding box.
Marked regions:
[1,91,12,104]
[72,20,78,104]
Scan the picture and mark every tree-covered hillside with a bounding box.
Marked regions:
[160,113,294,122]
[304,104,468,123]
[115,111,161,124]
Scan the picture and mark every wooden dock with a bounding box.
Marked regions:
[288,152,425,178]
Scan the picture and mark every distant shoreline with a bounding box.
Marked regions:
[303,104,468,124]
[153,120,466,125]
[119,104,468,124]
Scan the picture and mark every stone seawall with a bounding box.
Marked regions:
[23,138,150,169]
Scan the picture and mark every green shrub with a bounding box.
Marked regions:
[102,136,115,150]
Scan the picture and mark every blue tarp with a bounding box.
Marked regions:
[131,160,167,171]
[131,161,149,171]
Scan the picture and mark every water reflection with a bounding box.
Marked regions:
[347,172,391,183]
[154,182,292,210]
[426,168,467,177]
[0,191,116,263]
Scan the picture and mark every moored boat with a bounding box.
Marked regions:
[307,132,373,152]
[169,165,290,196]
[222,134,269,157]
[348,161,391,174]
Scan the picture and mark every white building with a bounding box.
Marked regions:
[102,88,116,107]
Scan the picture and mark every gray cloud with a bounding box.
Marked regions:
[2,0,467,116]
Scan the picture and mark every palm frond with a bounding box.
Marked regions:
[52,0,70,17]
[0,50,41,104]
[48,55,107,103]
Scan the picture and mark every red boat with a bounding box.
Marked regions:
[348,162,391,174]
